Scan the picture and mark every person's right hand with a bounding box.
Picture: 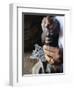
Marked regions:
[43,45,62,65]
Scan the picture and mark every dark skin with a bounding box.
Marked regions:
[43,45,63,65]
[41,16,63,65]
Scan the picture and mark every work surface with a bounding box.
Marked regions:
[23,53,39,74]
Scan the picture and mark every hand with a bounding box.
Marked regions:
[43,45,63,65]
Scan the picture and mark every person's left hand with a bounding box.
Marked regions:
[43,45,62,65]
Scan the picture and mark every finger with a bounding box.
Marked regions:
[45,54,54,64]
[43,45,59,53]
[45,54,51,62]
[43,49,55,58]
[44,49,60,60]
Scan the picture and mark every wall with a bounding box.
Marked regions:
[0,0,74,90]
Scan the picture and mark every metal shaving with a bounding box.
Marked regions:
[30,44,46,62]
